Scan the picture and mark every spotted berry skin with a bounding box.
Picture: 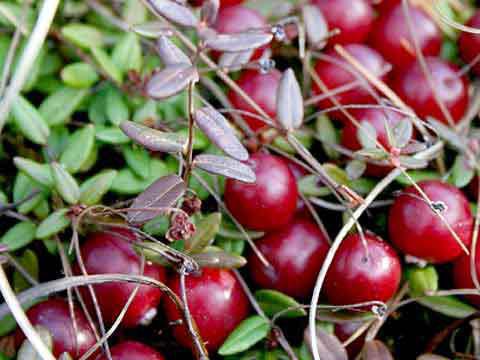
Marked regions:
[95,341,165,360]
[224,152,298,231]
[388,180,473,263]
[459,11,480,76]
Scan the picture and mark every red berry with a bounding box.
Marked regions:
[391,57,469,124]
[459,11,480,76]
[227,69,281,131]
[163,268,249,351]
[213,5,268,61]
[312,44,389,122]
[224,152,298,231]
[324,232,401,305]
[369,4,441,69]
[469,176,480,200]
[16,299,96,358]
[247,217,330,299]
[190,0,244,8]
[334,321,366,358]
[96,341,164,360]
[311,0,374,45]
[388,180,473,263]
[73,229,167,328]
[374,0,399,13]
[453,240,480,307]
[285,159,309,214]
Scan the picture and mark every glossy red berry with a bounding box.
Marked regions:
[334,321,366,358]
[324,232,401,305]
[311,0,374,45]
[459,11,480,76]
[389,180,473,263]
[227,69,281,131]
[374,0,399,13]
[163,268,249,351]
[312,44,388,122]
[16,299,96,358]
[224,152,298,231]
[391,57,469,124]
[453,240,480,307]
[285,159,309,214]
[74,229,167,328]
[369,4,441,69]
[247,217,329,299]
[96,341,164,360]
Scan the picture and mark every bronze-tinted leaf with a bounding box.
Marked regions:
[304,327,348,360]
[205,32,273,52]
[362,340,394,360]
[145,0,199,28]
[218,50,254,69]
[201,0,219,26]
[145,64,198,100]
[155,35,191,66]
[192,248,246,269]
[193,154,255,183]
[120,121,185,153]
[185,212,222,253]
[302,4,329,49]
[194,107,248,161]
[132,21,174,38]
[276,68,303,131]
[128,174,186,224]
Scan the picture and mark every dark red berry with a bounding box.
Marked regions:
[469,176,480,200]
[16,299,96,359]
[374,0,399,13]
[247,217,330,299]
[163,268,249,351]
[73,229,167,328]
[369,4,441,69]
[96,341,164,360]
[334,321,366,358]
[227,69,281,131]
[391,57,469,125]
[459,11,480,75]
[324,232,401,305]
[312,44,389,122]
[285,159,309,214]
[453,240,480,307]
[311,0,374,45]
[388,180,473,263]
[224,152,298,231]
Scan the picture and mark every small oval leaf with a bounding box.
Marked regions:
[192,249,246,269]
[61,62,99,88]
[417,295,476,318]
[218,316,271,356]
[13,158,53,187]
[303,4,328,49]
[185,212,222,253]
[11,96,50,145]
[362,340,394,360]
[276,68,304,131]
[218,50,254,69]
[51,162,80,205]
[155,35,191,66]
[120,121,185,153]
[145,64,198,100]
[132,21,173,38]
[36,209,71,240]
[1,222,36,252]
[205,32,273,52]
[39,86,88,126]
[59,125,95,174]
[147,0,199,28]
[79,170,118,205]
[255,289,307,319]
[450,154,474,188]
[193,154,256,183]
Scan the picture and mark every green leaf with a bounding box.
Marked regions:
[316,115,340,159]
[39,86,88,126]
[133,99,159,123]
[10,96,50,145]
[218,316,271,355]
[44,126,70,160]
[186,213,222,253]
[95,126,130,144]
[106,88,130,126]
[39,52,63,77]
[33,198,50,220]
[13,249,39,292]
[122,0,148,24]
[61,23,104,49]
[60,125,95,174]
[449,155,474,188]
[88,88,109,125]
[13,173,46,214]
[122,145,150,179]
[418,296,476,318]
[80,170,117,205]
[407,266,439,297]
[176,127,210,151]
[255,289,307,319]
[216,237,245,256]
[13,158,53,187]
[396,170,441,187]
[61,62,99,88]
[112,32,142,74]
[91,47,122,84]
[36,209,71,239]
[143,215,169,236]
[298,175,330,197]
[51,162,80,205]
[1,221,36,251]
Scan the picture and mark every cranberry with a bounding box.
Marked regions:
[247,217,329,299]
[285,159,309,214]
[388,180,473,263]
[324,232,401,305]
[469,176,479,200]
[312,44,389,122]
[73,229,167,328]
[453,240,480,307]
[15,299,96,358]
[224,152,298,231]
[190,0,243,8]
[213,5,268,61]
[96,341,164,360]
[459,11,480,75]
[227,69,281,131]
[391,57,469,124]
[374,0,399,13]
[369,4,441,69]
[311,0,374,45]
[163,268,249,351]
[334,321,366,357]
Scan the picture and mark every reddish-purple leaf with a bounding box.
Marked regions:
[302,4,329,49]
[128,174,186,224]
[362,340,394,360]
[155,36,191,66]
[205,31,273,52]
[145,64,198,100]
[194,107,248,161]
[193,154,255,183]
[145,0,199,28]
[218,50,254,69]
[304,327,348,360]
[276,68,304,130]
[201,0,220,26]
[120,121,185,153]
